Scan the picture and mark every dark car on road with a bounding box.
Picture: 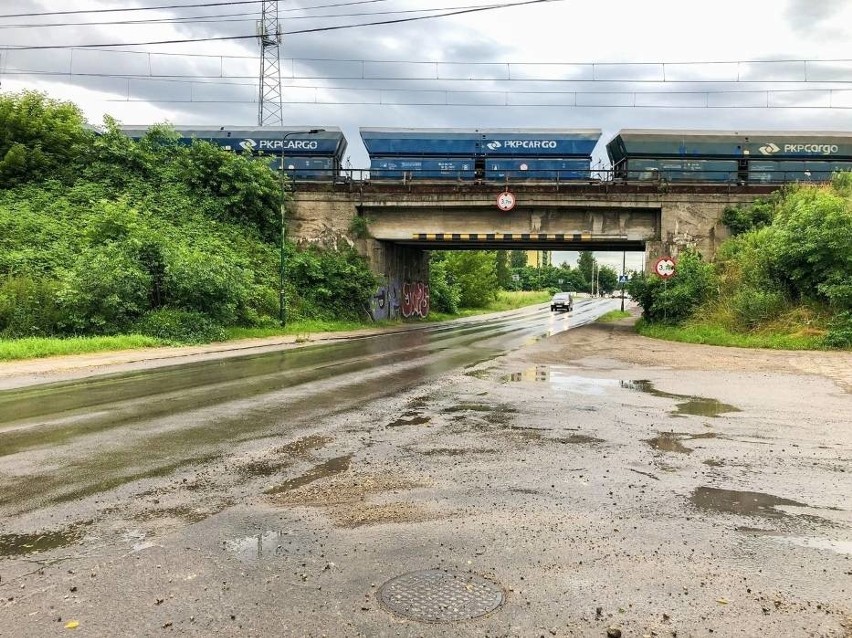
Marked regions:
[550,292,573,312]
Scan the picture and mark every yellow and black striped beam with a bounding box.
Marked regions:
[412,232,594,241]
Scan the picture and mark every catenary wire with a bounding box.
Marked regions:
[0,2,545,28]
[2,0,570,49]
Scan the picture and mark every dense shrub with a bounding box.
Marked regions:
[428,257,460,314]
[133,309,226,344]
[627,250,716,324]
[0,276,63,337]
[287,245,377,321]
[443,251,499,308]
[824,311,852,349]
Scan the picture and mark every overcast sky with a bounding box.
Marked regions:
[2,0,851,271]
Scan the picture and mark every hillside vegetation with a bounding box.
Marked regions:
[628,174,852,349]
[0,91,377,343]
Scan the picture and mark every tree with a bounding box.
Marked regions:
[597,266,619,295]
[444,251,499,308]
[577,251,595,291]
[495,250,511,289]
[0,91,93,187]
[510,250,527,268]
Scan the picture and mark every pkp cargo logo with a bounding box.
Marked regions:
[487,140,557,150]
[239,139,257,151]
[759,142,780,155]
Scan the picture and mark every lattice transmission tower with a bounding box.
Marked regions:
[257,0,283,126]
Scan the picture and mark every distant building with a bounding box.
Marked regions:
[526,251,551,268]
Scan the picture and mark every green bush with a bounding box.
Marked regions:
[59,246,153,334]
[428,257,460,314]
[627,250,716,324]
[287,245,377,321]
[823,311,852,349]
[133,309,226,344]
[729,288,787,330]
[0,276,63,337]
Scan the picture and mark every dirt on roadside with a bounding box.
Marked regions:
[525,313,852,393]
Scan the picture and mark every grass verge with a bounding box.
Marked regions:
[0,335,166,362]
[596,310,632,323]
[427,290,551,321]
[1,291,553,361]
[635,319,827,350]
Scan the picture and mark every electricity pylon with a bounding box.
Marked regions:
[257,0,283,126]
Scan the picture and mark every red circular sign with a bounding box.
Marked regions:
[496,191,516,212]
[654,256,676,278]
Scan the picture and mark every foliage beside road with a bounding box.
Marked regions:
[629,173,852,349]
[0,91,377,344]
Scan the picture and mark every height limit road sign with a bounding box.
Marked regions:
[654,257,676,278]
[496,191,516,212]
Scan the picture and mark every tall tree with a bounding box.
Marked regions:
[577,251,596,291]
[495,250,511,289]
[510,250,528,268]
[0,91,93,187]
[444,251,499,308]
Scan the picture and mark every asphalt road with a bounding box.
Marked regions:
[1,301,850,637]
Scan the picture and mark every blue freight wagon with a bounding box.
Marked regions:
[607,130,852,184]
[361,128,601,181]
[117,125,347,180]
[369,158,475,180]
[485,158,592,181]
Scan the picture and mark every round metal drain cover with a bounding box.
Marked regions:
[378,569,505,623]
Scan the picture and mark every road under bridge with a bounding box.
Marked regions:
[288,180,776,319]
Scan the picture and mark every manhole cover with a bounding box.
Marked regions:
[378,569,505,623]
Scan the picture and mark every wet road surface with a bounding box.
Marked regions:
[1,300,851,637]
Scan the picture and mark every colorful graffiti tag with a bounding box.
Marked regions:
[401,282,429,319]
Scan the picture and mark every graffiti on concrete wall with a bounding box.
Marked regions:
[401,282,429,319]
[370,279,400,322]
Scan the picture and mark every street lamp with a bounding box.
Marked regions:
[279,128,325,326]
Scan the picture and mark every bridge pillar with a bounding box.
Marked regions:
[357,239,430,321]
[286,193,431,319]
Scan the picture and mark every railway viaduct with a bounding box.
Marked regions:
[287,180,775,320]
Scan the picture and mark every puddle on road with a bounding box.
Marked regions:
[264,455,353,495]
[621,380,741,418]
[0,525,88,558]
[506,369,740,417]
[646,433,694,454]
[506,367,619,396]
[387,416,431,428]
[691,486,811,518]
[646,431,718,454]
[225,530,292,562]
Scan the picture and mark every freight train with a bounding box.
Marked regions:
[118,126,852,185]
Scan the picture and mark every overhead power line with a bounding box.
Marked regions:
[8,69,852,92]
[2,0,569,49]
[0,0,264,19]
[0,3,524,29]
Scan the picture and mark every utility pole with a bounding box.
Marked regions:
[257,0,283,126]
